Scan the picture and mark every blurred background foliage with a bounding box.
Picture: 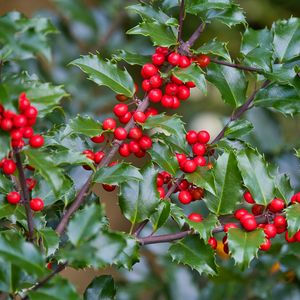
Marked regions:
[0,0,300,299]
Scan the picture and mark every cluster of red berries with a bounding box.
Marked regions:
[176,129,212,174]
[6,191,44,211]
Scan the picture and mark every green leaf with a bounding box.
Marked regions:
[127,22,177,47]
[254,83,300,115]
[150,201,171,232]
[0,232,45,277]
[0,204,18,219]
[28,276,81,300]
[204,151,242,215]
[171,64,207,94]
[84,275,116,300]
[0,173,13,194]
[54,149,95,169]
[185,0,231,12]
[148,142,179,175]
[185,214,219,242]
[285,203,300,235]
[195,39,231,62]
[24,149,65,196]
[235,148,275,206]
[296,149,300,157]
[119,163,160,225]
[224,119,254,139]
[112,50,150,66]
[68,203,107,247]
[263,64,298,85]
[71,54,135,97]
[38,228,60,256]
[69,115,103,137]
[185,168,215,195]
[0,133,10,158]
[169,235,217,276]
[206,63,247,107]
[170,203,186,228]
[94,163,143,185]
[227,228,265,269]
[272,17,300,62]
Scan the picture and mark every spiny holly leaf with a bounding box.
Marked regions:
[195,39,231,62]
[169,235,217,276]
[70,54,135,97]
[119,163,160,225]
[67,203,107,247]
[235,148,275,206]
[224,119,254,139]
[112,49,150,66]
[28,276,81,300]
[206,63,247,107]
[148,142,178,175]
[263,64,298,85]
[272,17,300,62]
[38,228,59,256]
[185,168,215,195]
[285,203,300,236]
[94,163,143,185]
[24,149,65,196]
[0,204,18,219]
[150,201,171,232]
[170,203,186,228]
[84,275,116,300]
[54,149,95,169]
[185,214,219,242]
[68,115,103,137]
[185,0,231,13]
[227,228,265,270]
[0,173,13,194]
[254,83,300,115]
[204,151,242,215]
[171,64,207,94]
[127,22,177,47]
[0,232,45,277]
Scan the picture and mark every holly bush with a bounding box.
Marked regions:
[0,0,300,299]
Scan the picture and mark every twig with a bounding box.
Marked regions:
[177,0,185,42]
[187,23,205,47]
[13,149,35,241]
[210,57,263,73]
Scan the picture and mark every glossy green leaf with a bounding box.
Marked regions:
[224,119,254,139]
[94,163,143,185]
[285,203,300,235]
[272,17,300,62]
[185,168,215,195]
[235,148,275,206]
[148,142,179,175]
[186,214,219,242]
[195,39,231,61]
[206,63,247,107]
[185,0,231,13]
[71,54,135,97]
[69,115,103,137]
[254,83,300,115]
[0,173,13,194]
[0,204,18,219]
[0,134,10,158]
[127,22,177,47]
[170,203,186,228]
[68,203,107,246]
[54,149,95,169]
[119,163,160,225]
[84,275,116,300]
[227,228,265,269]
[38,228,60,256]
[204,151,242,215]
[172,64,207,94]
[112,50,150,66]
[150,201,171,232]
[169,235,217,276]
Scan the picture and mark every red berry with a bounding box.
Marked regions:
[19,93,31,111]
[115,94,128,102]
[102,118,117,130]
[129,140,140,153]
[171,75,183,85]
[251,204,265,216]
[165,83,178,96]
[243,191,255,204]
[273,215,287,228]
[192,143,206,156]
[141,63,158,78]
[94,151,105,164]
[119,112,132,124]
[139,135,152,150]
[133,111,147,123]
[148,89,162,103]
[114,127,127,140]
[26,178,37,191]
[113,104,128,117]
[196,55,210,68]
[172,96,180,109]
[7,191,21,204]
[190,187,204,200]
[0,119,13,131]
[178,179,189,191]
[188,212,203,222]
[260,238,271,251]
[145,107,158,118]
[294,231,300,242]
[155,47,168,55]
[24,106,38,119]
[30,198,44,211]
[11,139,25,149]
[234,208,249,220]
[179,56,191,68]
[13,115,27,128]
[119,144,131,157]
[3,110,15,119]
[102,184,116,192]
[177,85,190,100]
[161,171,171,183]
[82,150,95,161]
[128,127,143,140]
[186,81,196,88]
[142,79,152,92]
[268,198,285,213]
[29,135,44,148]
[178,190,192,204]
[264,224,277,238]
[186,130,198,144]
[157,187,165,198]
[276,226,286,234]
[240,213,255,223]
[157,174,164,187]
[208,237,217,249]
[197,130,210,144]
[91,134,105,143]
[149,75,163,88]
[176,153,187,166]
[10,129,23,140]
[241,217,257,231]
[194,156,206,166]
[181,160,197,173]
[167,52,181,66]
[152,53,165,66]
[291,192,300,204]
[285,231,296,243]
[2,160,16,175]
[22,127,34,138]
[224,223,239,232]
[161,95,174,108]
[26,117,36,126]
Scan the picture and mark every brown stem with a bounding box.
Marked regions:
[177,0,185,42]
[210,58,263,73]
[55,97,150,235]
[13,149,35,241]
[187,23,205,47]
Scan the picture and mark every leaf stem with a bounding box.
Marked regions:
[210,58,263,73]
